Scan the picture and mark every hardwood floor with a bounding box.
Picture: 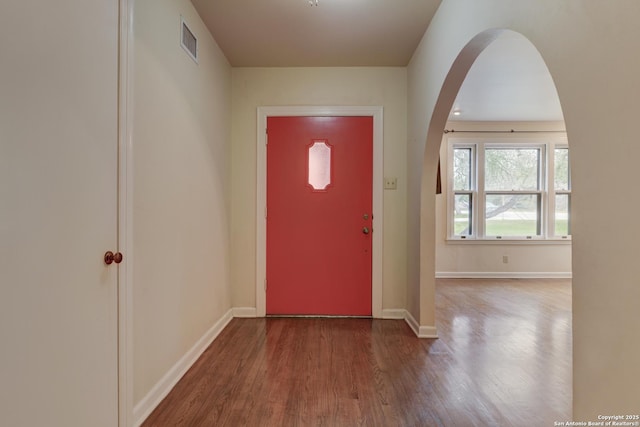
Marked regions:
[142,279,572,426]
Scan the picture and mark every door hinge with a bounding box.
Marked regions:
[264,278,267,291]
[264,205,267,219]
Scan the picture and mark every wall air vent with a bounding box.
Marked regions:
[180,16,198,63]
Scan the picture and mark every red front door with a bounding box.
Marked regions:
[266,116,373,316]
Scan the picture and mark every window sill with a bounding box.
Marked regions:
[446,238,572,246]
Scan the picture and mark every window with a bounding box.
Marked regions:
[448,138,570,241]
[553,147,571,236]
[307,141,332,191]
[452,146,474,237]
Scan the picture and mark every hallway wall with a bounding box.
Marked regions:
[407,0,640,418]
[132,0,232,408]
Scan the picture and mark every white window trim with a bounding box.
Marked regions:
[447,136,571,243]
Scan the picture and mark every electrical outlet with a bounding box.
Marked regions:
[384,177,397,190]
[502,255,509,264]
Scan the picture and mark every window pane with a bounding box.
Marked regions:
[485,194,540,236]
[555,194,571,236]
[485,148,540,191]
[555,148,570,191]
[308,141,331,190]
[454,194,472,236]
[453,148,472,191]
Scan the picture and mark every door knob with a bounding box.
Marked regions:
[104,251,123,265]
[362,227,370,235]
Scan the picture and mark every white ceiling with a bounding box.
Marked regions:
[191,2,563,122]
[191,0,441,67]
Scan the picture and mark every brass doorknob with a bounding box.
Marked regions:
[104,251,123,265]
[362,227,370,235]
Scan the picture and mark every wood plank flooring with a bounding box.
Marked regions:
[142,279,572,426]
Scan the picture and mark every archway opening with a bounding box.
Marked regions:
[421,28,572,420]
[435,30,571,277]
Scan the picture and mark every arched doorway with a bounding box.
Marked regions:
[435,30,571,278]
[408,3,640,419]
[418,28,573,327]
[421,26,571,422]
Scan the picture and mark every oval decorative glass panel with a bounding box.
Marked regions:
[308,141,332,190]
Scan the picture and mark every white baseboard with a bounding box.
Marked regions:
[381,309,406,319]
[436,271,573,279]
[404,310,438,339]
[133,309,234,427]
[233,307,257,318]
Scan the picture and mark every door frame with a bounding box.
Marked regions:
[118,0,134,425]
[256,106,383,318]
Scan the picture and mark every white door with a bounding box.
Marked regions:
[0,2,119,426]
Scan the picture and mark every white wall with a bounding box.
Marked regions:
[408,0,640,419]
[231,67,408,312]
[132,0,232,409]
[436,121,572,277]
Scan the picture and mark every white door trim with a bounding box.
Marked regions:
[256,106,384,318]
[118,0,134,425]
